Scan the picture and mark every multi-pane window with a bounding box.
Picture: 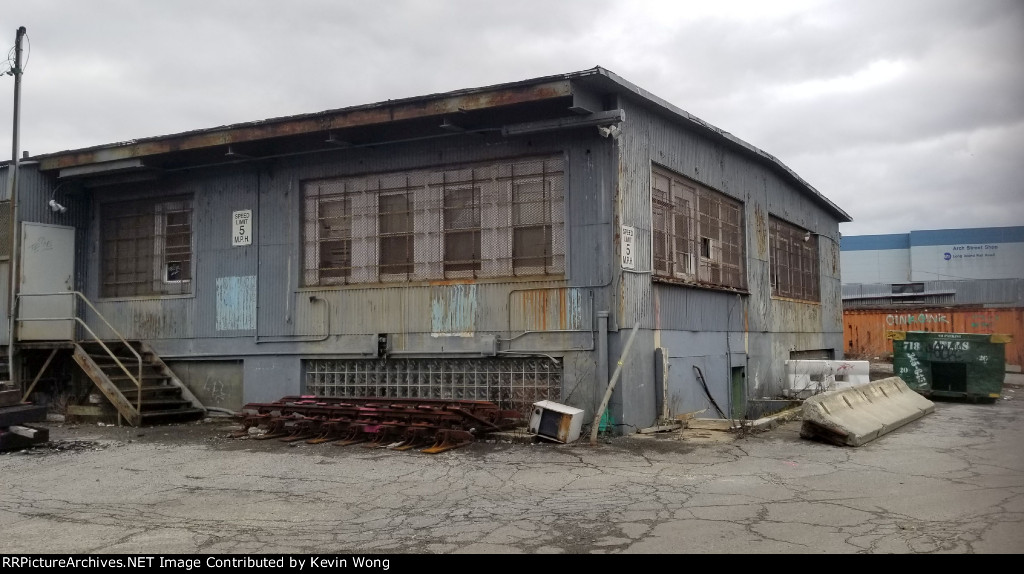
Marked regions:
[302,155,564,285]
[651,165,745,290]
[512,180,555,270]
[769,216,820,302]
[101,196,193,297]
[378,193,414,275]
[312,196,352,280]
[443,186,481,272]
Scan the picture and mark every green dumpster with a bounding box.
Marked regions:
[889,331,1012,403]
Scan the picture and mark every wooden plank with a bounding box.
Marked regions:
[637,423,683,434]
[685,419,735,431]
[66,405,107,416]
[71,345,141,426]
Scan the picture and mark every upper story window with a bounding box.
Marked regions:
[651,165,745,290]
[769,216,820,302]
[302,155,565,286]
[101,196,193,297]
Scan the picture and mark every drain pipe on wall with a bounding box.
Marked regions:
[595,311,609,410]
[589,321,640,446]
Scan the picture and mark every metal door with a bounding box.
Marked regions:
[18,223,75,341]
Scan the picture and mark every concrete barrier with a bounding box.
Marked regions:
[784,359,870,398]
[800,376,935,446]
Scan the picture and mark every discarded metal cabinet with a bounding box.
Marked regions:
[890,331,1011,402]
[529,400,584,443]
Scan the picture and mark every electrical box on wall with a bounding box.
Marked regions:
[528,400,584,443]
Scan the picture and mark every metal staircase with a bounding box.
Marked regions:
[17,291,205,426]
[71,340,204,426]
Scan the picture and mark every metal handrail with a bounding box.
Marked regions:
[16,291,143,416]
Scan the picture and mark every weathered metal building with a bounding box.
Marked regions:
[1,67,850,430]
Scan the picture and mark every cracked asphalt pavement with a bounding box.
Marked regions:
[1,381,1022,554]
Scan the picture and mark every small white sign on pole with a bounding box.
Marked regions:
[620,225,635,270]
[232,210,252,246]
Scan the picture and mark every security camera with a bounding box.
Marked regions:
[48,199,67,213]
[803,232,812,242]
[597,124,621,139]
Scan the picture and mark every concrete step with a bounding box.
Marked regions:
[139,407,205,423]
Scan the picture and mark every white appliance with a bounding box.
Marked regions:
[528,400,584,443]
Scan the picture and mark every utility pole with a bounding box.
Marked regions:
[6,26,26,387]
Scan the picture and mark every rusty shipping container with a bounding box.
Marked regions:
[844,307,1024,369]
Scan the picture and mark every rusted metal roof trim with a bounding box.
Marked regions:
[36,79,574,171]
[580,68,853,223]
[29,65,852,224]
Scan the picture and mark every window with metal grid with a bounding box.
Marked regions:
[303,357,563,419]
[651,165,746,290]
[100,196,193,297]
[769,216,820,302]
[302,155,565,285]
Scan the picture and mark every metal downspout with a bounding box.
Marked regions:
[596,310,609,413]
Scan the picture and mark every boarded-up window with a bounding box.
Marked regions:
[651,165,745,290]
[101,196,193,297]
[770,216,820,302]
[301,155,564,285]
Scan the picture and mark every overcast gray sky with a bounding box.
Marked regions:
[1,0,1021,237]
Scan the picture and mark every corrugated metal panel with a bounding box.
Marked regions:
[771,298,823,333]
[615,102,656,329]
[296,279,575,337]
[565,141,616,288]
[843,279,1023,306]
[653,284,739,331]
[194,170,259,338]
[509,286,591,332]
[940,279,1024,305]
[3,167,93,296]
[89,297,196,340]
[216,276,257,331]
[430,282,478,335]
[844,307,1024,367]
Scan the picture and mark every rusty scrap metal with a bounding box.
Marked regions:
[233,396,521,454]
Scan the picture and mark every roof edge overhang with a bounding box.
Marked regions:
[576,67,852,223]
[26,65,850,223]
[33,75,577,172]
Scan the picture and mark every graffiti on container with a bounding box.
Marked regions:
[885,313,949,327]
[969,311,999,330]
[927,339,969,361]
[900,354,927,386]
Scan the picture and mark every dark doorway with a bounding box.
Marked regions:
[931,362,967,393]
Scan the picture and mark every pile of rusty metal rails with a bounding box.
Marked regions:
[232,395,523,453]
